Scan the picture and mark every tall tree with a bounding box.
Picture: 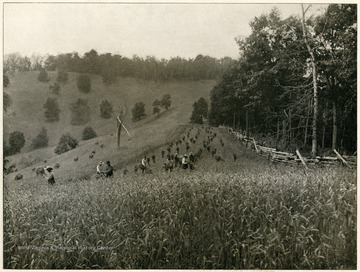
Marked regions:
[7,131,26,155]
[70,98,90,125]
[160,94,172,110]
[301,4,319,157]
[44,98,60,122]
[132,102,146,121]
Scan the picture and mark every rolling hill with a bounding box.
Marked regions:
[4,71,217,180]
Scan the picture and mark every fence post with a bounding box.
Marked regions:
[334,149,352,168]
[296,149,308,169]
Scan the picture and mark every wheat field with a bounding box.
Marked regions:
[4,128,356,269]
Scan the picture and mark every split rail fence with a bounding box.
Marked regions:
[221,126,356,169]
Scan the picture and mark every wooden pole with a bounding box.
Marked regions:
[117,117,122,148]
[253,138,259,153]
[296,149,309,169]
[334,149,352,168]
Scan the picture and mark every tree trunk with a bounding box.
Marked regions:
[277,119,280,142]
[282,119,287,145]
[304,99,311,146]
[301,4,318,157]
[322,100,328,149]
[288,108,292,147]
[233,111,236,129]
[332,101,337,150]
[245,107,249,137]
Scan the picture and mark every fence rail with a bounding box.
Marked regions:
[220,126,356,169]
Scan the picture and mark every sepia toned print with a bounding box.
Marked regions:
[3,2,356,269]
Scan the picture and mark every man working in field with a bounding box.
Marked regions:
[96,161,113,178]
[104,161,114,177]
[44,166,55,184]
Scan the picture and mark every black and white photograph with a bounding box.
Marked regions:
[2,1,357,269]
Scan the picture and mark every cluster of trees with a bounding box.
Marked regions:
[132,94,172,121]
[152,94,172,114]
[209,4,356,155]
[4,50,236,83]
[4,126,97,157]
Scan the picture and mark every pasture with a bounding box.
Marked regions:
[3,126,356,269]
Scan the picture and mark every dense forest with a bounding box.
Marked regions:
[208,4,356,155]
[4,51,235,82]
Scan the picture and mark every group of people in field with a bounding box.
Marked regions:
[96,161,114,178]
[163,152,195,172]
[40,147,198,185]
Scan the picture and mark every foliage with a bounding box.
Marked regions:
[14,50,235,81]
[4,53,32,73]
[3,74,9,87]
[44,97,60,122]
[76,74,91,93]
[190,97,208,124]
[190,110,203,124]
[160,94,171,110]
[153,99,160,107]
[313,4,357,151]
[208,5,357,153]
[82,126,97,140]
[31,127,49,149]
[56,69,69,83]
[100,54,118,85]
[49,82,61,95]
[99,100,113,119]
[70,98,91,125]
[132,102,146,121]
[54,133,78,154]
[37,68,49,82]
[6,131,26,155]
[153,106,160,115]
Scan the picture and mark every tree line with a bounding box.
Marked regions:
[4,51,236,83]
[208,4,356,155]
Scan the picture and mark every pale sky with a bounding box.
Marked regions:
[4,2,329,59]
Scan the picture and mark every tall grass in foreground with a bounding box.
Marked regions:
[4,165,356,269]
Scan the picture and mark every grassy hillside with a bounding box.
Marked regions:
[4,125,356,269]
[4,71,215,149]
[4,71,216,179]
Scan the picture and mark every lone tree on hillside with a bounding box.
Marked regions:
[70,98,90,125]
[77,74,91,93]
[54,133,78,154]
[82,126,97,140]
[160,94,172,110]
[190,97,208,124]
[44,97,60,122]
[100,99,113,119]
[7,131,26,155]
[132,102,146,121]
[196,97,209,118]
[153,107,160,114]
[3,74,9,87]
[38,68,49,82]
[56,69,69,83]
[152,99,161,115]
[31,127,49,149]
[153,99,160,107]
[49,82,61,95]
[4,93,11,112]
